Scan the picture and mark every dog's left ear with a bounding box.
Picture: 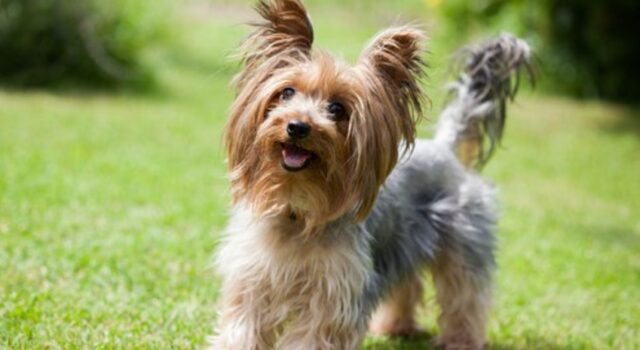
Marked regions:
[348,27,427,220]
[360,26,426,125]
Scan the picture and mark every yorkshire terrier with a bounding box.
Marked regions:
[211,0,532,349]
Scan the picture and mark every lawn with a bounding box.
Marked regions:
[1,1,639,349]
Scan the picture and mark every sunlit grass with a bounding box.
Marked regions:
[1,1,639,349]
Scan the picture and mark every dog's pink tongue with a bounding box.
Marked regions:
[282,144,312,169]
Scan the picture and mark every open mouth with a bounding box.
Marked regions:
[281,143,315,172]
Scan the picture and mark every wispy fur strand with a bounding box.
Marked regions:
[436,33,534,169]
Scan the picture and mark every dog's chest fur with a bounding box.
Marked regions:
[216,207,372,328]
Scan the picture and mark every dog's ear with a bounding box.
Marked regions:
[234,0,314,91]
[359,26,426,126]
[348,27,427,220]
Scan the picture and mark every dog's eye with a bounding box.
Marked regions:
[280,87,296,101]
[328,102,346,121]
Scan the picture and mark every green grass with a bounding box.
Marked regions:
[1,1,639,349]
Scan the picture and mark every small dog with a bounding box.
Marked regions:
[211,1,532,349]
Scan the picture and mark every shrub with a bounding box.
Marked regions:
[0,0,168,88]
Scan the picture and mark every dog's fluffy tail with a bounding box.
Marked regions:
[435,34,533,170]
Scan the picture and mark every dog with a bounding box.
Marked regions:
[210,1,532,349]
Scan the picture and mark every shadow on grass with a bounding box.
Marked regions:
[597,104,640,136]
[363,333,434,350]
[363,333,578,350]
[578,222,640,252]
[488,342,583,350]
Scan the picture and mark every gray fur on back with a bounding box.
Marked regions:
[360,140,497,312]
[358,33,533,314]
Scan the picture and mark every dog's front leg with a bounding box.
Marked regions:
[275,303,368,350]
[277,323,367,350]
[208,288,275,350]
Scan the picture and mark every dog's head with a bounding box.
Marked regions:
[225,0,426,232]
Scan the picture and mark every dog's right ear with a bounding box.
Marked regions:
[234,0,314,91]
[226,1,313,202]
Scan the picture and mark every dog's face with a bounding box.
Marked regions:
[226,0,426,232]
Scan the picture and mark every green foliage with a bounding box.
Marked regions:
[437,0,640,102]
[544,1,640,101]
[0,0,169,88]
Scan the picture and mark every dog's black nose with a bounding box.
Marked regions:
[287,120,310,139]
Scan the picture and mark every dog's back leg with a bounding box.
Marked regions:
[428,175,497,350]
[431,247,493,350]
[368,271,425,337]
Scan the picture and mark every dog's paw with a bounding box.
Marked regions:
[433,334,486,350]
[369,320,426,338]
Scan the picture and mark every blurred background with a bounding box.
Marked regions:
[1,0,638,349]
[2,0,640,100]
